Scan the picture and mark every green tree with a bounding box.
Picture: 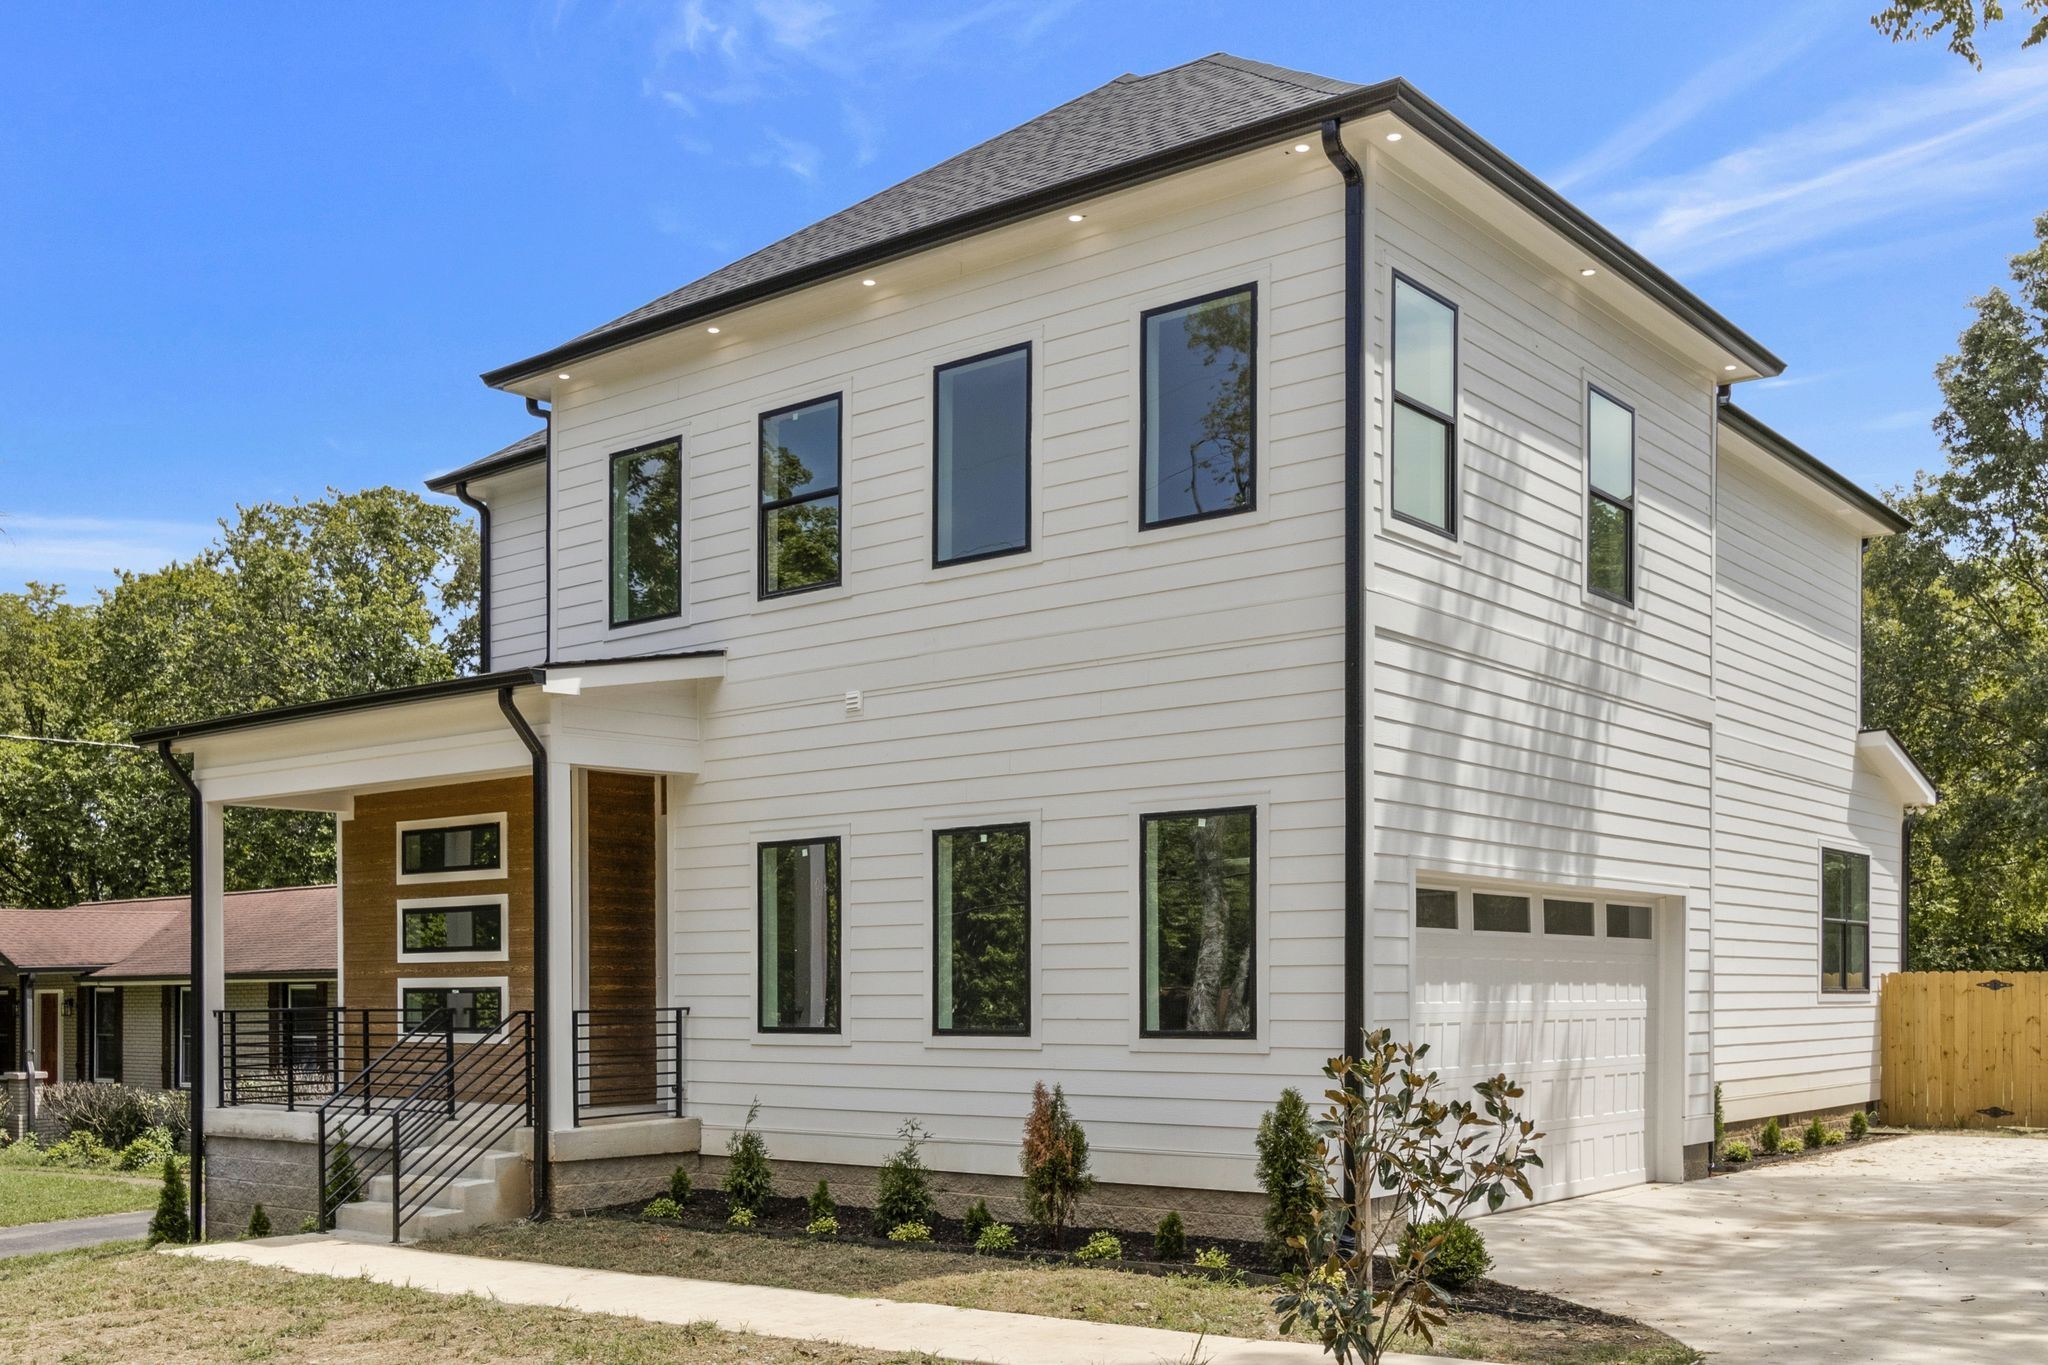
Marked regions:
[1256,1088,1323,1270]
[148,1156,192,1245]
[1871,0,2048,66]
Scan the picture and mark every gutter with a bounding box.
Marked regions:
[451,481,493,672]
[154,741,206,1239]
[496,687,551,1219]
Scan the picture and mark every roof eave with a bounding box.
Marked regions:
[480,78,1781,390]
[1721,404,1911,535]
[424,447,547,495]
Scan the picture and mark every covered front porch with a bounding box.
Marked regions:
[141,652,722,1239]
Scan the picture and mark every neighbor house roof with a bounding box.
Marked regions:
[84,886,338,981]
[482,53,1782,388]
[0,904,179,973]
[1719,403,1911,535]
[425,428,548,495]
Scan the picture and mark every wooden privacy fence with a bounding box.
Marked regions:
[1881,971,2048,1127]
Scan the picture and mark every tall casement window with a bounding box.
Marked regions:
[609,438,683,625]
[933,823,1030,1035]
[760,395,843,596]
[934,344,1031,565]
[92,989,122,1081]
[758,837,841,1032]
[1140,284,1256,529]
[1140,807,1255,1038]
[1586,387,1636,603]
[1821,847,1871,993]
[1390,273,1458,535]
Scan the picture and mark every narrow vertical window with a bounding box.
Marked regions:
[1140,807,1255,1037]
[1141,285,1256,528]
[1391,274,1458,534]
[935,344,1031,565]
[1821,848,1870,992]
[93,989,123,1081]
[758,837,841,1031]
[760,395,842,597]
[1587,387,1636,603]
[609,438,683,625]
[933,824,1031,1035]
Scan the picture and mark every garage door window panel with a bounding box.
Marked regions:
[1473,893,1530,933]
[1415,886,1458,930]
[1544,899,1595,936]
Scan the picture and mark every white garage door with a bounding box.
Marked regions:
[1412,887,1656,1204]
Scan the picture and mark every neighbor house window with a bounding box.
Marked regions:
[1141,285,1256,528]
[1587,387,1635,603]
[1415,887,1458,929]
[400,819,502,878]
[1473,893,1531,933]
[1391,274,1458,534]
[758,838,841,1031]
[92,988,123,1081]
[175,986,193,1088]
[935,344,1031,565]
[1141,807,1255,1037]
[281,982,326,1069]
[401,983,504,1033]
[1821,848,1870,992]
[400,900,505,958]
[760,395,842,596]
[933,824,1030,1035]
[609,438,683,625]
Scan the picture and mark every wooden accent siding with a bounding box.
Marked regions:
[584,770,659,1106]
[341,777,534,1015]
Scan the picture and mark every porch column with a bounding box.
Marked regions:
[198,800,227,1106]
[545,758,577,1147]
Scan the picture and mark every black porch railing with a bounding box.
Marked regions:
[572,1006,687,1125]
[216,1008,437,1110]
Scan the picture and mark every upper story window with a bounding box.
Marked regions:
[933,823,1031,1036]
[1141,285,1256,529]
[760,395,842,597]
[609,438,683,626]
[1391,274,1458,536]
[1587,387,1636,604]
[934,344,1032,565]
[758,837,841,1032]
[399,818,504,881]
[1140,806,1255,1038]
[1821,848,1870,993]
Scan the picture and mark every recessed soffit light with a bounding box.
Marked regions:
[1292,142,1311,154]
[1579,268,1597,278]
[1724,364,1739,372]
[1385,131,1403,142]
[706,326,721,334]
[556,372,572,379]
[1066,213,1086,222]
[862,278,877,287]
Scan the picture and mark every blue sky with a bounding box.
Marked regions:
[4,1,2045,595]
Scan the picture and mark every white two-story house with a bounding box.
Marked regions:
[140,54,1935,1241]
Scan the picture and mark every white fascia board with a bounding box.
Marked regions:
[1857,730,1939,809]
[540,654,726,694]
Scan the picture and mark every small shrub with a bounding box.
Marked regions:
[42,1083,180,1151]
[1714,1083,1725,1149]
[1256,1087,1323,1271]
[886,1221,932,1243]
[298,1216,318,1234]
[1849,1109,1871,1140]
[806,1179,835,1222]
[1074,1230,1123,1262]
[0,1134,43,1166]
[805,1214,839,1238]
[975,1222,1018,1254]
[1020,1082,1093,1250]
[961,1198,994,1242]
[1821,1128,1844,1147]
[722,1100,774,1217]
[1400,1216,1491,1290]
[147,1157,191,1246]
[43,1132,113,1169]
[642,1196,682,1219]
[246,1203,271,1238]
[1154,1210,1188,1260]
[325,1137,363,1211]
[727,1206,757,1229]
[1758,1117,1784,1154]
[1721,1139,1753,1163]
[1802,1116,1828,1151]
[669,1165,693,1205]
[1193,1245,1233,1272]
[117,1126,178,1173]
[873,1118,936,1234]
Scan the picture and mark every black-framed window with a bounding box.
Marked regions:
[1587,387,1635,603]
[935,344,1031,565]
[1821,848,1871,993]
[609,438,683,625]
[1140,807,1255,1038]
[758,837,841,1032]
[759,394,842,597]
[402,902,504,955]
[401,821,501,876]
[281,982,326,1069]
[1415,886,1458,929]
[1140,284,1256,529]
[1390,273,1458,535]
[92,988,123,1081]
[401,985,503,1033]
[933,823,1030,1036]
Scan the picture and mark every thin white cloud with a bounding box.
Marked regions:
[0,514,214,593]
[760,129,821,180]
[1862,408,1936,433]
[842,101,880,167]
[754,0,836,51]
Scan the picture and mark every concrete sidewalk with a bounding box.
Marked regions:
[174,1235,1460,1365]
[0,1210,150,1259]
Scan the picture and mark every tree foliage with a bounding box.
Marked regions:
[1871,0,2048,66]
[1255,1087,1324,1271]
[1864,213,2048,968]
[1019,1081,1092,1249]
[0,487,476,908]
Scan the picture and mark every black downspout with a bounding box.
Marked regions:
[1321,118,1366,1065]
[1901,811,1923,971]
[526,397,552,662]
[497,686,550,1218]
[452,480,492,673]
[155,740,205,1238]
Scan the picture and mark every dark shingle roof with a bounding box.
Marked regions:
[84,886,337,981]
[425,428,547,494]
[0,905,179,972]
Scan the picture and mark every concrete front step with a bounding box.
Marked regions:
[333,1143,530,1243]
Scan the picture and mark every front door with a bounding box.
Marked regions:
[582,771,661,1112]
[35,991,60,1079]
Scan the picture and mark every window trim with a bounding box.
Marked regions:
[757,392,845,600]
[1585,383,1637,606]
[394,812,507,886]
[395,976,511,1040]
[932,342,1034,569]
[395,893,511,964]
[1137,804,1259,1041]
[606,434,686,629]
[755,834,844,1035]
[1819,846,1873,995]
[91,986,123,1082]
[1138,282,1260,532]
[1389,270,1460,540]
[930,821,1033,1038]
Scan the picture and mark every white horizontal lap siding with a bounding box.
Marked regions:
[559,150,1351,1190]
[1712,456,1897,1120]
[484,467,548,668]
[1364,159,1720,1145]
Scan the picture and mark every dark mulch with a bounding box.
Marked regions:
[1708,1129,1902,1176]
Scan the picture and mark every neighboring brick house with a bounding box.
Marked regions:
[1,887,335,1139]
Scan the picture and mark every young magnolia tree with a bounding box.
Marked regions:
[1273,1030,1542,1364]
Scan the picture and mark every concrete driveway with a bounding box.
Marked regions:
[1486,1133,2048,1363]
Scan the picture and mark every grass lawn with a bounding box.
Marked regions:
[0,1167,157,1228]
[0,1240,958,1364]
[441,1217,1701,1365]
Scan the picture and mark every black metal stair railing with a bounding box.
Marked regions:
[385,1011,533,1242]
[571,1006,687,1125]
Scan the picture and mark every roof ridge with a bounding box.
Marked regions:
[1197,52,1359,96]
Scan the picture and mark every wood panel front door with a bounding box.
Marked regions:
[584,771,660,1109]
[36,992,60,1079]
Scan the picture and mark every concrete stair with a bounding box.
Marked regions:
[332,1143,531,1243]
